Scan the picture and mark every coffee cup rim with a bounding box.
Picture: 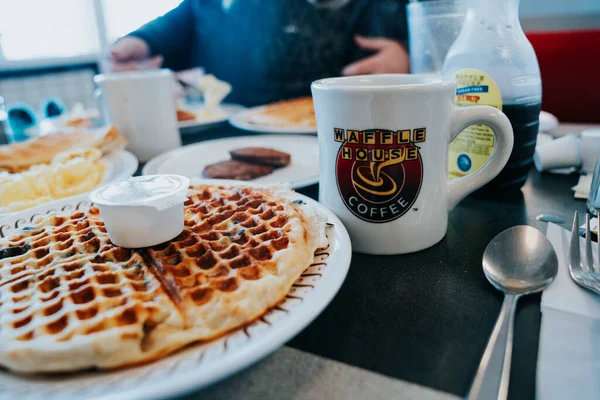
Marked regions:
[312,74,455,92]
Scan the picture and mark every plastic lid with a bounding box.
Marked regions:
[90,175,190,210]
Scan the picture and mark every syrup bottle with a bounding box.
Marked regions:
[442,0,541,194]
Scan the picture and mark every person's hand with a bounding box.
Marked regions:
[342,35,410,76]
[109,37,163,72]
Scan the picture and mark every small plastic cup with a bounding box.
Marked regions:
[536,133,553,149]
[533,134,582,172]
[89,175,190,248]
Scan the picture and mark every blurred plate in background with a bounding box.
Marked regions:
[229,107,317,135]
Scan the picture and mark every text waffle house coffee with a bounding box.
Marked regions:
[312,74,513,254]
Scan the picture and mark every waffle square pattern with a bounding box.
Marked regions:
[0,184,327,373]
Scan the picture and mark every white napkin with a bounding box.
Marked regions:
[538,223,600,400]
[579,217,599,236]
[572,174,592,199]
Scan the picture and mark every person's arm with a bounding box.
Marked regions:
[342,0,410,75]
[126,0,194,71]
[342,36,409,75]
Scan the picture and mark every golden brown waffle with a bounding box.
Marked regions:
[0,184,326,373]
[0,125,126,173]
[247,97,316,127]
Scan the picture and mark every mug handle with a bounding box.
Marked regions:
[447,106,514,210]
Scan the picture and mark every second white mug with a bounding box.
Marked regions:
[95,69,181,162]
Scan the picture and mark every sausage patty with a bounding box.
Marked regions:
[203,160,274,180]
[229,147,291,167]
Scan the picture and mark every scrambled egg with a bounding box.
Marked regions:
[198,74,231,111]
[0,148,105,213]
[179,74,232,121]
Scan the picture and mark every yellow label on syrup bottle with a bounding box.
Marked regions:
[448,69,503,179]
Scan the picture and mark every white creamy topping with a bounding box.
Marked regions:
[92,175,188,206]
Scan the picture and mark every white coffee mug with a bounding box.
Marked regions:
[94,69,181,162]
[311,74,514,254]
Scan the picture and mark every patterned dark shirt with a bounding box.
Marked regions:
[130,0,408,106]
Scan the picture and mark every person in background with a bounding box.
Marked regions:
[110,0,410,106]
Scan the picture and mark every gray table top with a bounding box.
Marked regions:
[183,347,458,400]
[165,126,587,400]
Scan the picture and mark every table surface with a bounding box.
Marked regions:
[167,126,589,399]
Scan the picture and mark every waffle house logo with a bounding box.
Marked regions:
[335,128,424,223]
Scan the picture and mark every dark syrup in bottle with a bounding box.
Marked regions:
[442,0,542,196]
[475,101,541,195]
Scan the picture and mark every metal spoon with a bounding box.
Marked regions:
[467,226,558,400]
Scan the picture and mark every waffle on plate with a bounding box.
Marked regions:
[246,97,316,128]
[0,184,327,373]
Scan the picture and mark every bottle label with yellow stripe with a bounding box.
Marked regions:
[449,69,503,179]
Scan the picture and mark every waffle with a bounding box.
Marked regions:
[247,97,316,128]
[0,184,327,373]
[0,125,126,173]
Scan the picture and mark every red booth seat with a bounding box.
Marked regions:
[526,30,600,123]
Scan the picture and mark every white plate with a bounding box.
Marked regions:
[178,104,246,134]
[0,150,138,220]
[101,149,139,183]
[229,107,317,135]
[142,135,319,189]
[0,187,352,400]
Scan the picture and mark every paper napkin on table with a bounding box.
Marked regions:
[572,174,592,199]
[538,223,600,400]
[579,217,599,236]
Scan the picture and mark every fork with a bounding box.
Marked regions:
[569,211,600,295]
